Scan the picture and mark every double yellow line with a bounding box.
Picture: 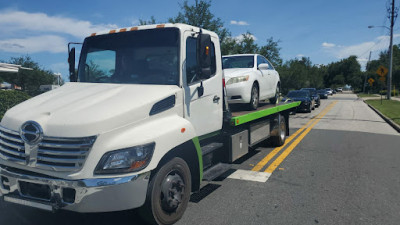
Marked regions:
[252,101,338,173]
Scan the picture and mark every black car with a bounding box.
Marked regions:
[317,89,329,99]
[283,90,315,113]
[300,88,320,107]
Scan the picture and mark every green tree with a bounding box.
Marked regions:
[259,37,282,66]
[0,56,56,96]
[139,16,157,25]
[168,0,230,50]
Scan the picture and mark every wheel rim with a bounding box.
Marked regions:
[252,86,258,107]
[275,86,280,102]
[280,119,285,141]
[160,171,185,213]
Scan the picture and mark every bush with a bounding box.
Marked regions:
[379,89,399,96]
[0,90,31,120]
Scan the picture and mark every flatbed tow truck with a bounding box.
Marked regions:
[0,23,299,225]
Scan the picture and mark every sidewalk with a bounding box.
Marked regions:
[360,95,400,101]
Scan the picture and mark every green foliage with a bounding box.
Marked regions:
[366,44,400,93]
[325,55,362,90]
[379,89,399,96]
[0,56,56,96]
[139,16,157,25]
[0,90,31,120]
[168,0,230,45]
[277,57,324,94]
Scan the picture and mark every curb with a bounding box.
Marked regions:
[363,100,400,133]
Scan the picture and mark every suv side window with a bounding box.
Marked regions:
[186,37,216,85]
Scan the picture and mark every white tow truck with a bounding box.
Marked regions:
[0,23,299,225]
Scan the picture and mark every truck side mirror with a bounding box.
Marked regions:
[197,33,212,79]
[68,47,77,82]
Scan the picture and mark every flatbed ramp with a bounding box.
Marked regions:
[229,101,300,126]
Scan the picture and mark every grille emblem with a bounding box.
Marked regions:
[20,121,43,145]
[20,121,42,166]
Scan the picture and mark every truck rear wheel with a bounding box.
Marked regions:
[271,115,286,147]
[140,157,191,225]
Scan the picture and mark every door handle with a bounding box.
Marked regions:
[213,95,220,103]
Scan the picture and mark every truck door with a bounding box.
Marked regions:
[182,32,223,137]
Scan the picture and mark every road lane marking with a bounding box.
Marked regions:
[264,101,337,173]
[251,102,333,172]
[228,169,272,182]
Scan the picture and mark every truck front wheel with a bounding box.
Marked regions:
[140,157,191,225]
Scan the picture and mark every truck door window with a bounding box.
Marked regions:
[84,50,116,81]
[186,37,216,85]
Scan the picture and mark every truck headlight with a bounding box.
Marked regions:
[94,143,155,174]
[226,75,249,85]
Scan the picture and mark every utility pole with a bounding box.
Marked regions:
[387,0,396,100]
[363,51,372,93]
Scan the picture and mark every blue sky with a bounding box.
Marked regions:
[0,0,399,81]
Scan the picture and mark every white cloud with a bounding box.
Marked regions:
[0,10,118,38]
[0,35,67,53]
[234,34,257,42]
[322,34,400,68]
[296,54,305,58]
[322,42,336,48]
[230,20,249,26]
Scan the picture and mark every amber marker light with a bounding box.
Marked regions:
[129,161,146,170]
[109,30,116,34]
[90,33,96,36]
[156,24,165,28]
[120,28,127,32]
[205,46,209,55]
[130,27,138,31]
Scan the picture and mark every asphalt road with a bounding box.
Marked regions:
[1,93,399,225]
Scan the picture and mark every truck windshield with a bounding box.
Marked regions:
[222,56,254,69]
[78,28,180,85]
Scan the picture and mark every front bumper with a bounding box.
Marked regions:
[297,102,311,111]
[0,165,150,213]
[226,81,252,104]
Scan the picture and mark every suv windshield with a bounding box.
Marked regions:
[287,91,309,98]
[78,28,180,85]
[222,56,254,69]
[301,88,317,95]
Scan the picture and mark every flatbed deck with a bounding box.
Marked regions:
[229,101,300,126]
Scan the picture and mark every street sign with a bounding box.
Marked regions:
[376,66,388,77]
[368,78,375,86]
[379,77,386,82]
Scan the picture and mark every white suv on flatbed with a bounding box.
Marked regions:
[223,54,280,110]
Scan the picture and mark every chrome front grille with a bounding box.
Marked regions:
[0,126,96,172]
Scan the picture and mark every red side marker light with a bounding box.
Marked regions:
[181,128,186,133]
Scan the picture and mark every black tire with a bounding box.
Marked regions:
[271,115,286,147]
[249,84,259,110]
[269,85,280,104]
[139,157,191,225]
[307,104,312,113]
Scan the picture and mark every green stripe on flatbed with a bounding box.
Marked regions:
[230,101,301,126]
